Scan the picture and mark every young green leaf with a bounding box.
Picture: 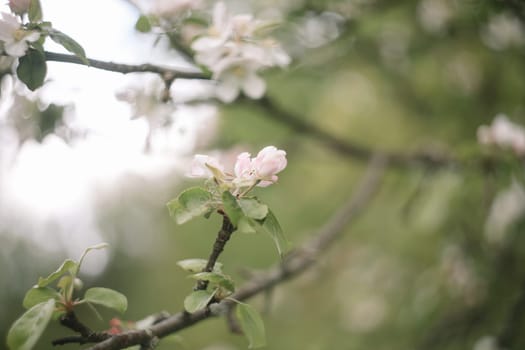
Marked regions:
[167,187,213,224]
[239,198,268,220]
[235,302,266,349]
[37,259,77,287]
[190,272,235,292]
[183,290,215,313]
[77,242,109,274]
[28,0,43,23]
[222,191,243,226]
[260,209,289,257]
[135,15,152,32]
[7,299,55,350]
[84,287,127,314]
[48,29,89,65]
[16,49,47,91]
[22,287,58,309]
[237,216,257,233]
[177,259,222,273]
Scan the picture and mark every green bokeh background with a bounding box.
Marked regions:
[2,1,525,349]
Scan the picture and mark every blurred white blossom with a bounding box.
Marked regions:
[477,114,525,156]
[0,12,39,57]
[191,2,290,102]
[441,245,484,305]
[151,0,201,18]
[485,180,525,245]
[481,12,525,50]
[417,0,454,34]
[297,11,344,48]
[473,336,500,350]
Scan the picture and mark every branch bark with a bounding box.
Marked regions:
[44,51,209,80]
[80,155,387,350]
[195,214,235,291]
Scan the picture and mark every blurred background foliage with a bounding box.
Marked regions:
[2,0,525,349]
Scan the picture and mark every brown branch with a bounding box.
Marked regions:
[248,96,459,169]
[52,311,111,346]
[82,154,387,350]
[196,214,235,290]
[43,51,210,80]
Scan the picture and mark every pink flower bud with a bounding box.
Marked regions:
[234,152,252,178]
[253,146,287,179]
[9,0,31,15]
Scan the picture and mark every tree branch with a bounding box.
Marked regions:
[43,51,209,80]
[196,214,235,290]
[81,155,387,350]
[248,96,459,169]
[52,311,111,346]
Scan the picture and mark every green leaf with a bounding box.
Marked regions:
[135,15,152,33]
[167,187,213,224]
[183,290,215,313]
[7,299,55,350]
[16,49,47,91]
[260,209,288,257]
[190,272,235,292]
[48,29,89,65]
[22,287,58,309]
[77,242,109,274]
[177,259,222,273]
[84,287,127,314]
[28,0,43,23]
[37,259,77,287]
[239,198,268,220]
[238,217,257,233]
[222,191,243,226]
[235,302,266,349]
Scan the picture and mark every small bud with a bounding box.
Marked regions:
[73,278,84,290]
[109,317,122,328]
[9,0,31,15]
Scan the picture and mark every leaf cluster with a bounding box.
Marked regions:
[12,0,88,91]
[6,243,127,350]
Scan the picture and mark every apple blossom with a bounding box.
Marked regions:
[187,146,287,192]
[191,2,290,102]
[0,12,40,57]
[8,0,30,16]
[477,114,525,155]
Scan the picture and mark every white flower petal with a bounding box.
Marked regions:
[5,40,28,57]
[242,73,266,99]
[216,77,240,103]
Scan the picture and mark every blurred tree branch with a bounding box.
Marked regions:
[42,51,465,169]
[67,155,387,350]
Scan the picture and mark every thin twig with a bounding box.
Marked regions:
[53,311,111,346]
[44,51,209,80]
[195,214,235,290]
[81,155,387,350]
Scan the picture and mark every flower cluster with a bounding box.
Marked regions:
[0,12,40,57]
[188,146,287,194]
[191,2,290,102]
[477,114,525,156]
